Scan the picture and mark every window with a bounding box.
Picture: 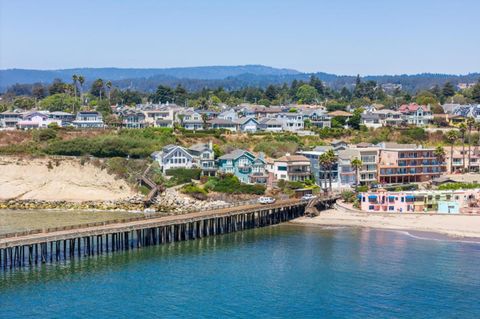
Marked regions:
[278,166,287,171]
[389,206,394,211]
[368,205,374,210]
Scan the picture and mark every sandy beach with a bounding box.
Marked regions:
[292,208,480,238]
[0,156,134,202]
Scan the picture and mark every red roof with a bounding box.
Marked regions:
[398,103,428,113]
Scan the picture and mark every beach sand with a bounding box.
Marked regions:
[0,156,134,202]
[292,209,480,239]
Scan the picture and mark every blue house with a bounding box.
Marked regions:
[217,149,268,184]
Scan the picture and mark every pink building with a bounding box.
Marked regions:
[359,189,480,214]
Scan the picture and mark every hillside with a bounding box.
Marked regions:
[1,65,478,93]
[0,156,135,202]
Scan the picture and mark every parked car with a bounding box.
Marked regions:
[301,194,317,201]
[258,196,276,204]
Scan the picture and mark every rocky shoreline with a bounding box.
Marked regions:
[0,189,229,214]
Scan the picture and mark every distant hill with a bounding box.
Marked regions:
[0,65,478,93]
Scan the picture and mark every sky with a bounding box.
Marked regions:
[1,0,479,75]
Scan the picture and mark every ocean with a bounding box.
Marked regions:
[1,224,479,318]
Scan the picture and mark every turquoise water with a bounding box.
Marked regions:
[1,225,480,318]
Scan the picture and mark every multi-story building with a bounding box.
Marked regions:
[276,112,304,131]
[16,111,62,129]
[49,111,75,126]
[337,146,379,188]
[445,146,480,173]
[359,189,480,214]
[297,146,340,188]
[73,111,104,128]
[377,142,445,184]
[0,110,24,129]
[398,103,432,126]
[144,107,176,128]
[120,109,146,129]
[153,145,196,173]
[273,154,311,182]
[217,149,268,184]
[177,109,204,130]
[187,141,217,176]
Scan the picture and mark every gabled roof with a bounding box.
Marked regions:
[207,118,236,125]
[398,103,428,113]
[236,117,259,125]
[218,149,254,160]
[162,145,194,160]
[275,154,310,163]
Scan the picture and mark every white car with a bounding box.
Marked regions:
[301,194,317,201]
[258,196,276,204]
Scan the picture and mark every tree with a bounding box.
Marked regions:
[106,81,112,102]
[13,96,36,109]
[296,84,318,104]
[472,81,480,103]
[350,157,363,190]
[466,117,476,172]
[153,85,174,104]
[434,146,446,172]
[446,130,458,174]
[32,83,47,100]
[348,108,363,130]
[415,90,438,105]
[39,93,79,112]
[309,76,325,98]
[319,150,337,192]
[72,74,78,113]
[78,75,85,104]
[459,123,467,172]
[49,79,66,95]
[96,99,112,117]
[265,85,278,101]
[442,82,455,98]
[90,79,105,99]
[318,153,330,191]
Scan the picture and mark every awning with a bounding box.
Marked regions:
[388,196,396,200]
[406,195,415,200]
[368,195,377,200]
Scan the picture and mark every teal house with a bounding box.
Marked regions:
[217,149,268,184]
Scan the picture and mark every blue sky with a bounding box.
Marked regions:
[1,0,479,75]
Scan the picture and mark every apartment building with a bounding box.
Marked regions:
[445,146,480,173]
[273,154,311,182]
[377,143,445,184]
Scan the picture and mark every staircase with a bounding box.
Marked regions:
[139,164,164,206]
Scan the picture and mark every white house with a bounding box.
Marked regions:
[218,109,238,122]
[16,111,61,130]
[276,112,304,131]
[73,111,104,128]
[236,117,259,133]
[258,118,283,132]
[153,145,196,173]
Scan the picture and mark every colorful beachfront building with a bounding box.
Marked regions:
[377,142,445,184]
[359,189,480,214]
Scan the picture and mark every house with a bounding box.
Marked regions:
[276,112,304,131]
[144,107,176,128]
[377,142,445,184]
[398,103,432,126]
[451,104,480,121]
[375,109,404,127]
[444,146,480,173]
[120,109,146,128]
[187,141,217,176]
[207,118,237,132]
[153,145,196,173]
[177,109,204,130]
[361,113,381,129]
[217,149,268,184]
[16,111,61,130]
[0,110,24,129]
[359,189,480,214]
[73,111,104,128]
[236,117,259,133]
[273,154,311,182]
[49,111,75,126]
[258,118,283,132]
[337,146,379,187]
[303,109,331,128]
[217,109,238,122]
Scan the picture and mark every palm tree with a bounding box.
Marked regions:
[434,145,446,173]
[318,153,329,192]
[72,74,78,113]
[446,130,458,174]
[459,123,467,172]
[78,75,85,106]
[106,81,112,102]
[350,157,362,190]
[325,149,337,193]
[466,117,475,172]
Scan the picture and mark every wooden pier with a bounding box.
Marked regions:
[0,199,315,270]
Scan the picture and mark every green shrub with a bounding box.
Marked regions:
[205,174,265,195]
[438,182,479,190]
[181,183,208,200]
[165,168,202,186]
[341,190,356,203]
